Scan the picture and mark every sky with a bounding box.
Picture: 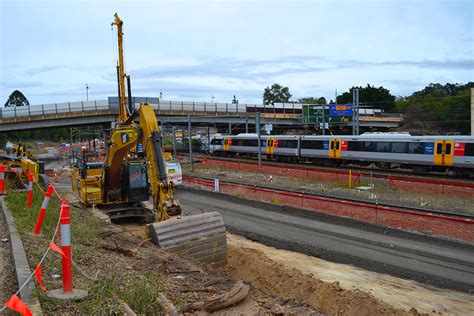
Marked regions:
[0,0,473,106]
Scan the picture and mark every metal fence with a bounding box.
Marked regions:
[0,100,110,119]
[0,97,305,119]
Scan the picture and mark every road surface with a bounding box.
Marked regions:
[176,187,474,293]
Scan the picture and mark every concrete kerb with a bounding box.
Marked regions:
[0,196,43,315]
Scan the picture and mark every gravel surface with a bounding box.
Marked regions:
[185,164,474,216]
[177,187,474,293]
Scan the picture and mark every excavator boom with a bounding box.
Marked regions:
[72,13,228,266]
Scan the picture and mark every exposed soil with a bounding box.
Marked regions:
[184,163,474,216]
[224,234,474,315]
[6,184,320,314]
[222,235,411,316]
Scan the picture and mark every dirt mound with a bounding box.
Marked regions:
[221,237,415,316]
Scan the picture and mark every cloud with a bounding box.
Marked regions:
[23,65,67,76]
[2,55,472,105]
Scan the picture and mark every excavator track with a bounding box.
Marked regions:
[148,212,227,266]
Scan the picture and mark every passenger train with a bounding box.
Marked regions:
[209,133,474,176]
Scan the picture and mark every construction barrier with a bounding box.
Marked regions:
[59,203,73,293]
[0,164,5,195]
[33,184,55,235]
[27,172,34,208]
[1,177,86,314]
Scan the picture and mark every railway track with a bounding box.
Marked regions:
[187,155,474,198]
[182,175,474,244]
[192,153,474,182]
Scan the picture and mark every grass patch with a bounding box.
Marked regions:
[4,186,169,314]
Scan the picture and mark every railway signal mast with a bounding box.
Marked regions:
[352,88,360,135]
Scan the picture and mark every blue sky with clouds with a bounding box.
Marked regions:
[1,0,472,105]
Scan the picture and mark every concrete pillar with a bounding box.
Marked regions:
[471,88,474,136]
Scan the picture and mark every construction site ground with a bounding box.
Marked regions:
[1,150,473,315]
[183,162,474,216]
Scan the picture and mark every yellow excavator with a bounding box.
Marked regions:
[1,142,43,182]
[71,13,227,265]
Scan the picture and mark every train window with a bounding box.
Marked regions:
[362,142,376,152]
[445,143,452,155]
[330,141,335,150]
[408,143,423,154]
[347,141,360,151]
[465,144,474,156]
[335,141,340,150]
[211,139,223,145]
[301,140,324,150]
[392,142,408,153]
[436,143,443,154]
[234,139,258,147]
[278,140,298,148]
[375,142,390,152]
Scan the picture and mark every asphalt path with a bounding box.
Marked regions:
[176,187,474,293]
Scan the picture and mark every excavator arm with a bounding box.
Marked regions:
[137,103,182,220]
[97,12,227,266]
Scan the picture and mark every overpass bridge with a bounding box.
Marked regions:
[0,96,402,132]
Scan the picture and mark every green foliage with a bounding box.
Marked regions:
[183,137,204,151]
[337,84,396,111]
[396,82,473,134]
[5,185,165,315]
[4,90,30,107]
[263,83,292,105]
[298,97,327,104]
[1,124,108,143]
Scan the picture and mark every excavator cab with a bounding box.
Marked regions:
[122,161,149,203]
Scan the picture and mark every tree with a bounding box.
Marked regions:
[337,84,396,111]
[263,83,291,105]
[232,95,239,104]
[4,90,30,107]
[396,82,472,134]
[298,97,327,104]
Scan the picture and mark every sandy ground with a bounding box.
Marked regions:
[186,164,474,216]
[226,234,474,315]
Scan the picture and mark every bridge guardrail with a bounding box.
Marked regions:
[0,100,110,119]
[0,98,304,120]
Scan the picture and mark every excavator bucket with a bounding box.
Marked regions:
[147,212,227,266]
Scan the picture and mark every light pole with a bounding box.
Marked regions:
[86,84,89,101]
[211,95,215,103]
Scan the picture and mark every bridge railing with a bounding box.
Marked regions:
[0,100,111,119]
[107,97,303,115]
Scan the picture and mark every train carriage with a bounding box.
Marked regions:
[209,133,474,176]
